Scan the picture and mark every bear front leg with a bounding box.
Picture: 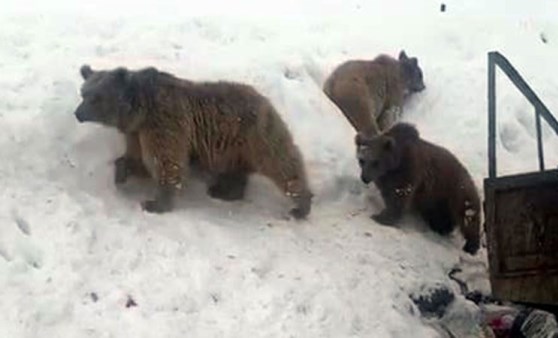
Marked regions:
[257,151,313,220]
[372,208,402,226]
[115,133,149,184]
[372,184,413,225]
[114,157,130,184]
[139,130,188,214]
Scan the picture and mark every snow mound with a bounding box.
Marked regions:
[1,0,558,336]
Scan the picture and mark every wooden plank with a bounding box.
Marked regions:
[504,254,558,273]
[491,275,558,306]
[484,182,501,284]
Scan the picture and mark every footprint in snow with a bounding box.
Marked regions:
[1,211,43,269]
[14,215,31,236]
[499,123,522,153]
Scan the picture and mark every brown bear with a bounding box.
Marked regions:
[74,65,313,218]
[323,50,425,137]
[355,123,480,254]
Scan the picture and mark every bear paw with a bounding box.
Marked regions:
[141,199,172,213]
[289,192,312,220]
[289,207,309,220]
[371,211,399,226]
[462,240,479,255]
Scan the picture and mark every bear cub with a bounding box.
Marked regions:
[323,50,425,137]
[355,123,480,254]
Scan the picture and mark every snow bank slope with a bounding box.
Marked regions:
[1,1,558,337]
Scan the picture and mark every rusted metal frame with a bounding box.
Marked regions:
[488,52,496,179]
[484,169,558,190]
[487,51,558,178]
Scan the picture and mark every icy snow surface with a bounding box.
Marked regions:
[1,0,558,337]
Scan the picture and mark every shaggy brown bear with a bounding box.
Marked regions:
[355,123,480,254]
[323,51,425,136]
[74,65,312,218]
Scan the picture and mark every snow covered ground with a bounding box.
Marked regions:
[1,0,558,337]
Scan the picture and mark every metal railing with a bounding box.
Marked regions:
[487,51,558,179]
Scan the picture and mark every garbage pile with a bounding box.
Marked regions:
[409,267,558,338]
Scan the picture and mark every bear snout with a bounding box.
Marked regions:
[360,173,372,184]
[74,105,88,123]
[411,83,426,93]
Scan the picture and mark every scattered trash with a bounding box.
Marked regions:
[510,308,558,338]
[447,266,558,338]
[411,284,455,319]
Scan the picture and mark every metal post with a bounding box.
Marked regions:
[535,108,545,171]
[488,52,497,179]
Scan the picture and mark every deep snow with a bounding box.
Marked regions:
[1,0,558,337]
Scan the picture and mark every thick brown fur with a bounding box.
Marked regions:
[355,123,480,254]
[75,65,312,218]
[324,51,425,137]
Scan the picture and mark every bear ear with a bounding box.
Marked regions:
[383,137,396,151]
[395,123,420,140]
[399,50,408,61]
[80,64,94,79]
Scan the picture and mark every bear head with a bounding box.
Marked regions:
[74,65,156,132]
[399,50,426,93]
[355,132,401,184]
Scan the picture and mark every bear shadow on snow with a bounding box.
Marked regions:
[69,127,293,220]
[113,164,290,219]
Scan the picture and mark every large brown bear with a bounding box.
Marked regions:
[323,51,425,137]
[74,65,313,218]
[355,123,480,254]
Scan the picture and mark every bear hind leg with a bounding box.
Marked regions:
[256,150,312,219]
[420,200,455,236]
[208,171,248,201]
[334,94,381,136]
